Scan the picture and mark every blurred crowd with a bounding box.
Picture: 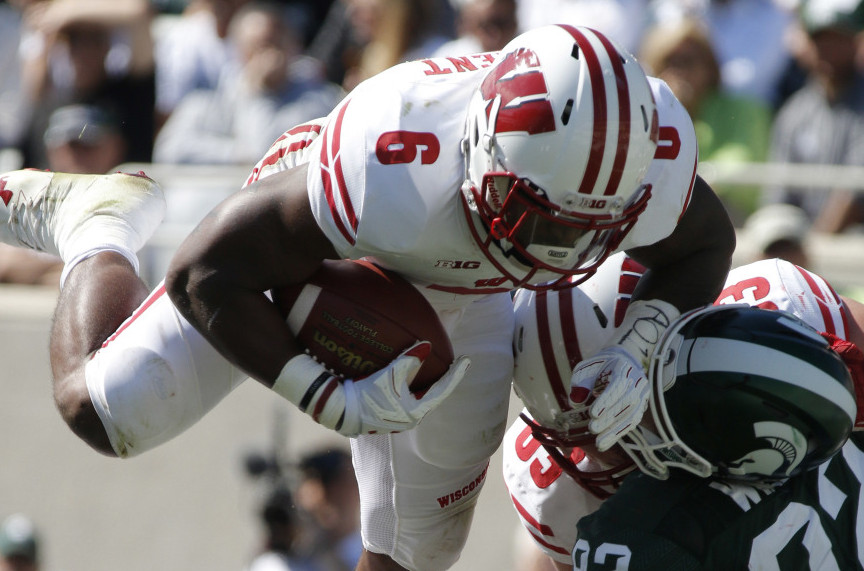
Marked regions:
[2,1,864,567]
[1,0,864,289]
[243,445,362,571]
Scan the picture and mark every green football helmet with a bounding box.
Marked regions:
[621,304,857,481]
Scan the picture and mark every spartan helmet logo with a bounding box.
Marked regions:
[727,421,808,478]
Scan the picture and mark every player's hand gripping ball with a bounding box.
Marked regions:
[272,259,454,393]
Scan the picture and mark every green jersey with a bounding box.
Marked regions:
[574,434,864,570]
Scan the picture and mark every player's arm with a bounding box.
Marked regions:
[837,295,864,430]
[624,175,735,311]
[166,165,468,436]
[167,164,336,383]
[841,295,864,351]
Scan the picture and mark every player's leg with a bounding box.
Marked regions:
[50,252,151,455]
[0,169,166,454]
[351,292,515,570]
[356,551,409,571]
[1,169,245,457]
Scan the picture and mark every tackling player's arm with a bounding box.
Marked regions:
[571,175,735,451]
[841,295,864,350]
[625,175,735,311]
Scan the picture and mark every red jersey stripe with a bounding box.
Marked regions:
[320,102,356,245]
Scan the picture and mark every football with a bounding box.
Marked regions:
[272,259,454,393]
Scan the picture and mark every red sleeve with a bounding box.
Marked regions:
[821,331,864,430]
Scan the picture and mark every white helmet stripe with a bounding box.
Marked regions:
[594,30,631,197]
[684,337,857,422]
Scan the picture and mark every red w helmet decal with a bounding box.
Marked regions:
[0,177,12,206]
[480,48,556,135]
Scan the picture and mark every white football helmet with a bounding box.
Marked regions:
[512,253,647,497]
[462,25,658,289]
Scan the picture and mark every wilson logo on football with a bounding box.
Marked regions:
[310,330,392,376]
[479,47,555,136]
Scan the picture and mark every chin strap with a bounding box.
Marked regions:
[821,331,864,431]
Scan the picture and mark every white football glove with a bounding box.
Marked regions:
[273,341,471,437]
[571,345,649,451]
[570,299,680,451]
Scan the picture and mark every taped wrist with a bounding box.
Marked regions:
[613,299,680,368]
[273,354,347,431]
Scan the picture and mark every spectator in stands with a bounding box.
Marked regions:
[0,514,40,571]
[433,0,518,57]
[43,103,127,174]
[517,0,649,55]
[763,0,864,234]
[0,242,61,287]
[741,203,811,268]
[339,0,451,90]
[0,101,128,287]
[153,0,250,129]
[0,99,129,287]
[294,448,362,571]
[639,17,772,224]
[245,486,318,571]
[648,0,800,109]
[152,2,344,165]
[0,0,36,161]
[305,0,362,86]
[308,0,454,88]
[19,0,156,169]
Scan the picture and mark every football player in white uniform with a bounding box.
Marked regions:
[504,254,864,569]
[0,25,734,570]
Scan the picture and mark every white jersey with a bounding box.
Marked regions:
[248,55,698,297]
[503,257,852,564]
